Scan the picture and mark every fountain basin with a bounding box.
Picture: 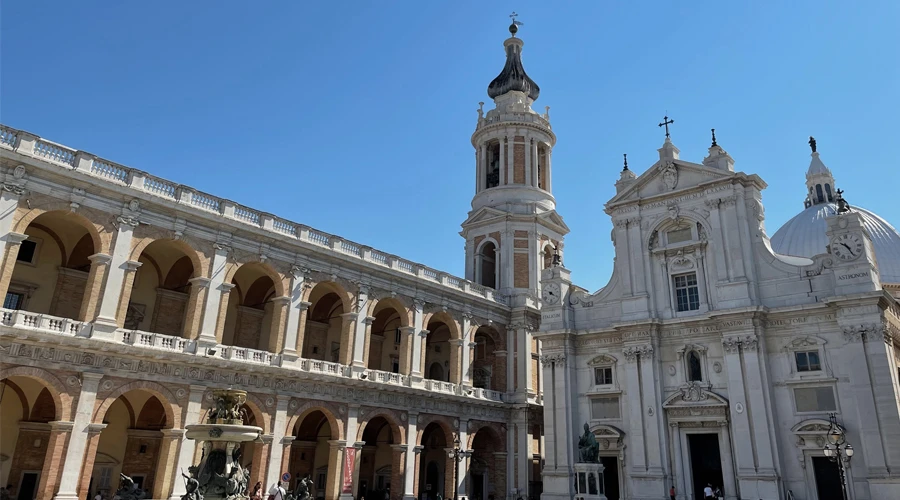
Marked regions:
[185,423,263,443]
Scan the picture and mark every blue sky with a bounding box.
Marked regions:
[2,1,898,292]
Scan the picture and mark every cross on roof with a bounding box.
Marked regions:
[658,115,674,139]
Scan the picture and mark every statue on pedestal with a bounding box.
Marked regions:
[577,423,600,463]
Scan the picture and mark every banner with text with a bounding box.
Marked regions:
[342,447,357,494]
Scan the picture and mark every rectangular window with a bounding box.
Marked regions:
[795,350,822,372]
[394,328,402,344]
[590,396,620,419]
[391,358,400,374]
[3,292,24,310]
[16,240,37,264]
[794,387,837,412]
[673,272,700,312]
[593,367,613,386]
[667,227,693,244]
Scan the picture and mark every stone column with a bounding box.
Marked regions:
[339,312,357,367]
[251,435,272,492]
[505,430,515,500]
[402,413,419,500]
[493,452,508,500]
[739,336,777,481]
[460,315,473,389]
[499,136,507,185]
[516,326,534,398]
[456,420,469,500]
[351,287,373,372]
[390,445,406,500]
[37,421,74,500]
[0,232,29,301]
[636,345,665,476]
[74,423,107,500]
[53,372,103,500]
[92,217,138,337]
[278,437,296,485]
[153,428,185,499]
[326,440,346,500]
[399,326,416,376]
[539,352,574,500]
[198,244,231,346]
[0,185,25,281]
[111,261,143,328]
[670,424,686,500]
[169,385,206,500]
[506,327,515,394]
[282,267,310,362]
[514,409,530,496]
[78,253,111,323]
[182,277,210,340]
[622,348,646,472]
[266,396,291,489]
[267,295,290,353]
[410,300,426,382]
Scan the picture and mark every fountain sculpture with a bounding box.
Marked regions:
[180,389,263,500]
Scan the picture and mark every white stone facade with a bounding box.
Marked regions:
[537,137,900,500]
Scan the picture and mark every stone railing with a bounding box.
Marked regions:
[0,309,514,405]
[0,125,509,307]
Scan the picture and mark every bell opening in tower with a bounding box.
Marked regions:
[477,242,497,288]
[486,140,501,189]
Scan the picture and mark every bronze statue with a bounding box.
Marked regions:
[295,474,313,500]
[577,422,600,463]
[809,136,817,153]
[181,469,203,500]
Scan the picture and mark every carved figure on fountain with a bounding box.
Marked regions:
[115,474,148,500]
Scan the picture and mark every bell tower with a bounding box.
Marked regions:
[461,19,569,305]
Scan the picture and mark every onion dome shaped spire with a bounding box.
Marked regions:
[487,22,540,101]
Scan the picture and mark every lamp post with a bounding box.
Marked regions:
[447,436,464,500]
[822,412,854,500]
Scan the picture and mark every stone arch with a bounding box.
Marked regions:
[302,279,355,314]
[466,421,504,450]
[285,400,344,440]
[422,311,461,340]
[244,393,272,433]
[224,260,287,298]
[0,366,72,420]
[93,379,180,429]
[356,408,405,444]
[11,203,112,254]
[1,379,30,416]
[129,233,209,279]
[415,414,456,446]
[366,297,412,327]
[648,213,710,248]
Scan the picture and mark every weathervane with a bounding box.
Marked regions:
[659,114,674,139]
[509,11,523,36]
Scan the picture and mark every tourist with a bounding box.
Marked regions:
[251,482,262,500]
[669,484,676,500]
[269,481,286,500]
[703,483,714,499]
[94,491,103,500]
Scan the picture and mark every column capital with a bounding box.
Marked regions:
[4,232,29,245]
[412,445,424,454]
[400,326,416,335]
[363,315,376,325]
[260,434,275,444]
[189,277,211,288]
[124,260,143,272]
[340,312,357,322]
[160,428,186,439]
[219,282,237,292]
[87,253,112,265]
[81,372,104,382]
[418,329,430,338]
[391,444,408,453]
[271,295,291,305]
[328,439,348,450]
[299,301,313,310]
[281,435,297,446]
[87,423,108,434]
[48,421,75,432]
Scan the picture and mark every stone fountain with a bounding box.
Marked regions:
[180,389,263,500]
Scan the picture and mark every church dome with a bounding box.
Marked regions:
[487,24,540,101]
[770,203,900,283]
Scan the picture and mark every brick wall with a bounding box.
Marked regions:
[149,288,188,336]
[121,430,162,493]
[234,306,265,349]
[514,254,529,288]
[49,268,87,320]
[513,137,526,184]
[8,424,50,498]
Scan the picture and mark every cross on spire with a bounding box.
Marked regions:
[508,11,523,36]
[659,115,674,139]
[623,153,629,171]
[711,128,717,147]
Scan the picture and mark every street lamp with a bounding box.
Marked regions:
[448,436,464,500]
[823,412,854,500]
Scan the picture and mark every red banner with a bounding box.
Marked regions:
[342,447,356,494]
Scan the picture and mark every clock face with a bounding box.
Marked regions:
[542,283,561,305]
[831,233,863,261]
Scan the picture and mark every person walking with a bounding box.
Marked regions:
[250,482,262,500]
[703,483,714,499]
[268,481,286,500]
[669,484,676,500]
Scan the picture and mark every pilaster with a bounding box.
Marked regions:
[198,244,231,346]
[403,413,419,500]
[266,395,291,489]
[53,372,103,500]
[92,217,138,337]
[169,385,206,500]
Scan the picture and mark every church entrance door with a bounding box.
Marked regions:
[811,457,842,500]
[687,434,724,499]
[599,456,620,500]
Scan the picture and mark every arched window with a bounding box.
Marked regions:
[477,242,497,288]
[815,184,824,203]
[825,183,833,202]
[428,362,444,381]
[486,141,501,188]
[688,351,702,381]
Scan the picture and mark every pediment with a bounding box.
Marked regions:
[461,206,509,227]
[663,383,729,408]
[536,210,571,235]
[587,354,617,366]
[791,418,833,434]
[608,160,735,207]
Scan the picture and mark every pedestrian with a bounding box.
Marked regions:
[94,491,103,500]
[269,481,286,500]
[703,483,714,499]
[714,486,723,500]
[1,484,11,500]
[251,482,262,500]
[669,484,676,500]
